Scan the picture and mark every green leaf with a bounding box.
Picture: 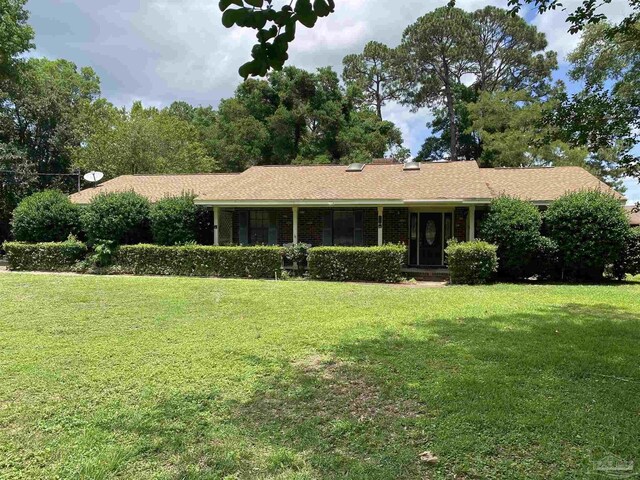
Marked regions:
[245,0,263,6]
[218,0,243,12]
[222,8,249,28]
[294,0,317,28]
[313,0,333,17]
[239,60,258,79]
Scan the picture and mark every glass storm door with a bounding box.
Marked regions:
[419,213,443,266]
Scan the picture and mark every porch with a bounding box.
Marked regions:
[207,204,486,268]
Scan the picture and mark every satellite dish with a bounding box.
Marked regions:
[83,171,104,183]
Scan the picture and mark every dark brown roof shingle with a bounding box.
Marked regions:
[69,162,625,205]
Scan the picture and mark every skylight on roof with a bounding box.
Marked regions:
[403,161,420,171]
[346,163,365,172]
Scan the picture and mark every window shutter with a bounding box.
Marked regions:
[238,211,249,245]
[354,210,364,246]
[268,211,278,245]
[322,211,333,246]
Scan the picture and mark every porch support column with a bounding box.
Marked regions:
[292,206,299,244]
[377,206,384,246]
[468,205,476,241]
[213,206,220,246]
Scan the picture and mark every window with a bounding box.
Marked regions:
[239,210,278,245]
[323,210,364,246]
[249,211,270,245]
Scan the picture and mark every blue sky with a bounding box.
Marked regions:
[25,0,640,203]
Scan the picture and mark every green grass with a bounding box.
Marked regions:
[1,274,639,479]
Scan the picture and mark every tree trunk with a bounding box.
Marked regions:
[375,77,383,120]
[445,84,457,160]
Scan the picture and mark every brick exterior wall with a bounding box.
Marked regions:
[382,208,409,245]
[298,208,324,245]
[454,207,468,242]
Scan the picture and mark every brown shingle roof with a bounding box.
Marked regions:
[479,166,624,202]
[625,206,640,226]
[69,162,625,205]
[196,162,492,202]
[69,174,238,204]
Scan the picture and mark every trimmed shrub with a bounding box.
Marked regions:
[533,236,560,280]
[283,242,311,268]
[11,190,81,242]
[545,190,630,280]
[150,195,198,246]
[445,240,498,285]
[307,245,406,283]
[480,196,542,279]
[611,227,640,279]
[114,244,283,278]
[3,238,87,271]
[81,191,151,245]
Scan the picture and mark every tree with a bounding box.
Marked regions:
[0,143,35,242]
[553,23,640,181]
[397,7,475,161]
[568,22,639,100]
[74,102,218,178]
[209,98,270,171]
[0,58,101,192]
[0,0,34,79]
[225,66,406,166]
[416,84,481,161]
[342,41,400,119]
[400,6,557,159]
[471,6,556,96]
[468,89,593,168]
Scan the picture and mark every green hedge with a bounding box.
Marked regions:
[445,240,498,285]
[307,245,406,283]
[3,239,87,272]
[114,244,283,278]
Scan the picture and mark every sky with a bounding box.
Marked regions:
[25,0,640,203]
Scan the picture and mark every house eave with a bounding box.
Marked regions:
[194,198,493,207]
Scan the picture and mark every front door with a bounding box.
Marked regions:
[419,213,443,266]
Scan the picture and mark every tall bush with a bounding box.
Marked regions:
[81,191,151,245]
[11,190,81,242]
[480,196,542,279]
[150,195,198,246]
[611,227,640,279]
[545,190,629,280]
[445,240,498,285]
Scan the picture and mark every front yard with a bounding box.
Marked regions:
[1,274,639,479]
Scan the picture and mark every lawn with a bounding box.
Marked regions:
[1,274,639,479]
